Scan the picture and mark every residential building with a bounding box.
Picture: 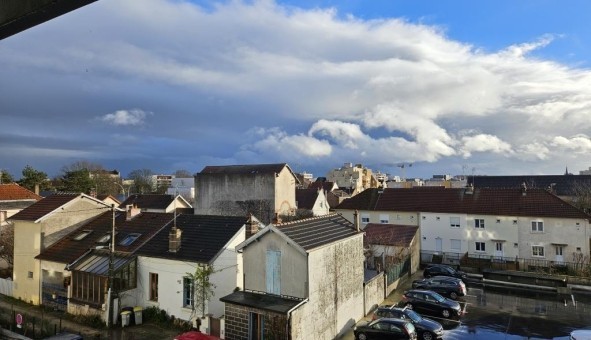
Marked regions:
[221,214,364,340]
[119,194,192,213]
[363,223,420,274]
[35,210,173,316]
[326,163,379,195]
[336,187,591,262]
[295,188,330,216]
[0,183,41,226]
[151,174,174,191]
[136,214,262,336]
[9,193,112,304]
[194,163,299,223]
[166,177,195,203]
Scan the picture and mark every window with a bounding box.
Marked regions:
[450,217,460,228]
[361,214,370,224]
[496,219,501,223]
[27,271,33,279]
[96,233,112,244]
[475,219,485,229]
[436,216,440,221]
[475,242,485,252]
[73,230,92,240]
[149,273,158,301]
[379,214,389,224]
[249,312,264,340]
[532,246,545,257]
[450,239,461,251]
[183,277,194,308]
[531,221,544,232]
[119,233,141,246]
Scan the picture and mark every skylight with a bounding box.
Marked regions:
[119,233,141,246]
[73,230,92,241]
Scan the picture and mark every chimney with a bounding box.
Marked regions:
[245,213,260,239]
[354,210,360,232]
[34,184,40,195]
[521,182,527,196]
[169,227,182,253]
[126,204,141,220]
[272,213,282,225]
[465,184,474,195]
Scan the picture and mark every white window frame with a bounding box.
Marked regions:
[183,276,194,308]
[531,221,544,233]
[450,217,460,228]
[379,214,389,224]
[361,214,370,224]
[450,239,461,252]
[532,245,545,257]
[475,242,486,252]
[475,219,485,229]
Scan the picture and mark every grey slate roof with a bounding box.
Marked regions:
[9,193,81,221]
[275,213,360,251]
[468,175,591,196]
[137,214,248,263]
[119,194,174,210]
[200,163,288,175]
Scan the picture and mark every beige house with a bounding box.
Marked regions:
[119,194,192,213]
[221,214,364,340]
[9,193,112,304]
[326,163,379,195]
[295,188,330,216]
[194,163,299,223]
[0,183,41,226]
[336,187,591,263]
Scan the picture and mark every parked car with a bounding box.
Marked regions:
[373,306,443,340]
[423,264,467,280]
[354,318,417,340]
[400,289,462,319]
[570,328,591,339]
[412,276,467,300]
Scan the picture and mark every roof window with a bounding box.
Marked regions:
[119,233,141,246]
[73,230,92,241]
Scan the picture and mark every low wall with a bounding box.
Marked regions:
[363,273,384,315]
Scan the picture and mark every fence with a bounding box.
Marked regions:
[0,304,68,339]
[385,256,411,286]
[0,278,13,296]
[420,250,591,278]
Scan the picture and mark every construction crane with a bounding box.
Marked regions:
[396,163,413,182]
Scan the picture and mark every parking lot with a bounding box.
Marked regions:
[343,278,591,339]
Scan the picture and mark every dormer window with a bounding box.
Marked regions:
[120,233,141,246]
[73,230,92,241]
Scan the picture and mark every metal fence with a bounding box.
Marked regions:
[385,256,411,285]
[420,250,591,278]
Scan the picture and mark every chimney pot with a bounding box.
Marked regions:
[169,227,182,253]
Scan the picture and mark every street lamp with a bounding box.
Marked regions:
[113,182,129,198]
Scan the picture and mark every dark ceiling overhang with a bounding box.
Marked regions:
[0,0,98,41]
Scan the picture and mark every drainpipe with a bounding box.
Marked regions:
[286,298,309,339]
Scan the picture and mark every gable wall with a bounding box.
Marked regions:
[275,168,296,215]
[12,199,107,305]
[242,231,308,298]
[290,234,364,340]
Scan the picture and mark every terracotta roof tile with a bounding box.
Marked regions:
[0,183,42,201]
[337,187,590,219]
[9,193,80,221]
[37,212,175,264]
[364,223,418,247]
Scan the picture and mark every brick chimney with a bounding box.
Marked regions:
[169,227,182,253]
[245,213,260,239]
[272,213,282,225]
[126,204,141,220]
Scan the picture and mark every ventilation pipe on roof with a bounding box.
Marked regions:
[465,184,474,195]
[354,210,360,232]
[521,182,527,196]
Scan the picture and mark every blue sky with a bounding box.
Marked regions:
[2,0,591,180]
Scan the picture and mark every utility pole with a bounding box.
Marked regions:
[107,204,116,327]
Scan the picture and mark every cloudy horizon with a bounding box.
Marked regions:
[2,0,591,179]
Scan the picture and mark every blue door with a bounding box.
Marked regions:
[266,250,281,295]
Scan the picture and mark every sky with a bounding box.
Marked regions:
[2,0,591,180]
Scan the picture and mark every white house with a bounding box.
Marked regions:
[135,214,262,337]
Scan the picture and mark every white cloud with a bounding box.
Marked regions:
[99,109,150,126]
[3,0,591,175]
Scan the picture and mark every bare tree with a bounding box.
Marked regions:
[568,181,591,213]
[174,169,193,178]
[0,223,14,268]
[128,169,155,194]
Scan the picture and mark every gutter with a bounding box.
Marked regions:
[286,298,309,339]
